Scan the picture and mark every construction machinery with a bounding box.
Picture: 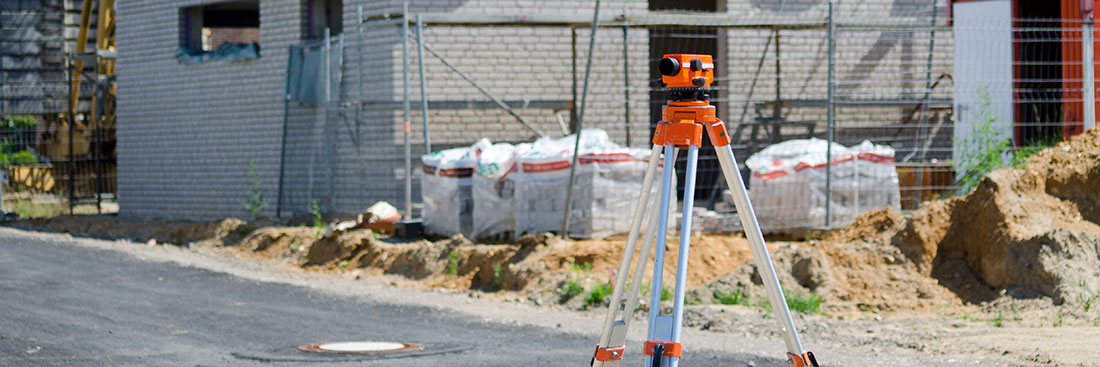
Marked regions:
[590,54,819,367]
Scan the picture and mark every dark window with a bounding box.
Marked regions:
[180,1,260,52]
[648,0,718,12]
[304,0,342,40]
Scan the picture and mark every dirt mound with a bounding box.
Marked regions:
[836,128,1100,306]
[304,229,758,295]
[690,238,959,314]
[13,215,251,246]
[234,227,318,260]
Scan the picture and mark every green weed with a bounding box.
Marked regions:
[758,292,824,315]
[786,292,824,314]
[490,263,504,290]
[952,85,1011,196]
[569,261,593,273]
[713,289,749,306]
[241,158,267,220]
[310,200,324,237]
[660,286,672,302]
[446,250,461,275]
[1053,312,1064,327]
[1077,280,1098,313]
[991,313,1004,328]
[584,283,614,308]
[557,279,584,301]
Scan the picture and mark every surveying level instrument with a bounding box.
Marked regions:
[589,54,819,367]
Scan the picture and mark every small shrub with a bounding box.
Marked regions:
[557,279,584,301]
[10,150,37,166]
[446,250,460,275]
[953,85,1011,196]
[584,283,614,308]
[241,158,267,220]
[714,289,749,306]
[2,115,37,129]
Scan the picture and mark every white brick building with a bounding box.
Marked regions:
[116,0,949,220]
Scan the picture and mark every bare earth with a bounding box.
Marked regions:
[8,128,1100,366]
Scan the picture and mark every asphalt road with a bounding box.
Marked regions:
[0,230,787,367]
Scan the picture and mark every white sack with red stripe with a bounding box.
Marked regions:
[419,139,490,238]
[744,138,901,231]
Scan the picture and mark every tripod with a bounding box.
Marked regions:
[590,54,818,367]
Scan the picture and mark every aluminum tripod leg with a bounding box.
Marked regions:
[592,145,661,367]
[642,144,675,367]
[713,142,810,360]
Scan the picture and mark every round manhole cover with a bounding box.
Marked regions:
[234,341,471,362]
[299,341,420,354]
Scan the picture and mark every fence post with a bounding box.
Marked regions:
[561,0,601,238]
[401,1,412,220]
[825,2,835,228]
[1084,2,1096,131]
[622,24,631,147]
[67,53,75,215]
[417,15,431,154]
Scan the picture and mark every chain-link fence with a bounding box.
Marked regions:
[273,2,1094,234]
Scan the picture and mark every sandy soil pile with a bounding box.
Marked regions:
[691,128,1100,315]
[891,128,1100,305]
[690,208,960,315]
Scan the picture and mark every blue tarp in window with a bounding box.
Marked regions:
[176,42,260,64]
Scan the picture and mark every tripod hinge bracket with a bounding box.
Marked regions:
[592,345,625,362]
[642,341,682,358]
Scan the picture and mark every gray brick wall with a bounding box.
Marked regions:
[117,0,951,220]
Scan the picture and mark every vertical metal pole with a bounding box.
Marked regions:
[913,0,940,206]
[325,28,336,212]
[416,15,431,154]
[773,27,782,121]
[94,58,102,214]
[561,0,601,237]
[357,6,366,206]
[825,3,835,228]
[622,24,631,147]
[277,45,293,219]
[67,55,75,215]
[402,2,412,219]
[571,27,578,130]
[1085,10,1096,131]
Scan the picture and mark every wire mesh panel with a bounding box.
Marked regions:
[304,2,1100,234]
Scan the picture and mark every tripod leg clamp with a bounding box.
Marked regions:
[642,341,682,358]
[592,345,626,362]
[787,351,819,367]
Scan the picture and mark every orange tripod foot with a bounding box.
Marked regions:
[787,351,819,367]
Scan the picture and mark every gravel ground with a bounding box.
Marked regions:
[1,226,1065,366]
